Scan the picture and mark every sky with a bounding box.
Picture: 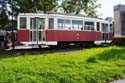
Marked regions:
[98,0,125,18]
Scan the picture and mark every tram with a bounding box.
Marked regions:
[17,12,114,47]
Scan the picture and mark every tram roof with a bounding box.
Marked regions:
[18,12,98,19]
[18,12,112,23]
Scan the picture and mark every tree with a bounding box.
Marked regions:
[84,0,101,17]
[0,0,9,29]
[59,0,100,17]
[0,0,59,29]
[105,17,113,22]
[0,10,9,29]
[9,0,58,16]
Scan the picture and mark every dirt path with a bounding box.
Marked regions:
[111,80,125,83]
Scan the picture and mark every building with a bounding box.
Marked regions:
[114,4,125,37]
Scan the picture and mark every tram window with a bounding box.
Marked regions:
[33,31,37,42]
[101,23,105,32]
[57,19,71,30]
[30,31,32,41]
[30,18,36,29]
[49,18,54,29]
[0,36,4,41]
[97,22,100,31]
[110,24,113,32]
[102,33,108,40]
[20,17,26,29]
[64,20,70,30]
[102,24,108,32]
[84,22,94,30]
[39,31,42,41]
[39,18,45,29]
[58,19,63,29]
[72,20,83,30]
[106,24,108,32]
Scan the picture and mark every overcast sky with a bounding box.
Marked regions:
[98,0,125,18]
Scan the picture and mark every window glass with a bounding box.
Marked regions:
[102,24,108,32]
[58,19,63,29]
[64,20,70,30]
[110,24,113,32]
[57,19,71,30]
[30,31,32,41]
[49,18,54,29]
[33,31,37,42]
[97,22,100,31]
[30,18,36,29]
[39,18,45,29]
[105,24,108,32]
[39,31,42,41]
[30,18,45,30]
[102,33,108,40]
[20,17,26,29]
[101,23,105,32]
[84,22,94,30]
[72,20,83,30]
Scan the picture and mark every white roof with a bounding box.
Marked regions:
[18,12,112,23]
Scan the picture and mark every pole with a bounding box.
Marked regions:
[104,24,107,44]
[11,0,15,50]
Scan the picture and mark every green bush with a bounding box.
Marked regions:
[112,37,125,46]
[86,56,97,63]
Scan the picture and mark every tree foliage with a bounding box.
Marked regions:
[60,0,100,17]
[0,0,100,29]
[0,0,9,29]
[84,0,101,17]
[9,0,58,15]
[0,10,9,29]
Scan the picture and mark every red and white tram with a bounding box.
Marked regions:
[17,12,113,47]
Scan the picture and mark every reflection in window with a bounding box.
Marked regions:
[30,18,36,29]
[72,20,83,30]
[30,18,45,30]
[20,17,26,29]
[49,18,54,29]
[58,19,63,29]
[84,22,94,30]
[57,19,70,30]
[64,20,70,30]
[38,18,45,29]
[102,24,108,32]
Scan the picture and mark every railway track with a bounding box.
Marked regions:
[6,46,84,55]
[1,44,109,56]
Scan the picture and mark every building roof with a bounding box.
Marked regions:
[114,4,125,11]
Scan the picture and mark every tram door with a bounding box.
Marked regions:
[101,23,108,42]
[30,17,45,45]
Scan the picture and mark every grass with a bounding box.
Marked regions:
[0,46,125,83]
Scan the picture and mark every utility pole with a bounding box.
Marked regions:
[11,0,15,50]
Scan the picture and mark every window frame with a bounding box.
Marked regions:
[57,19,71,30]
[72,20,83,30]
[84,21,94,31]
[48,18,54,29]
[97,22,100,31]
[20,17,27,29]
